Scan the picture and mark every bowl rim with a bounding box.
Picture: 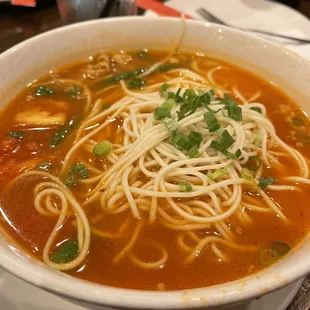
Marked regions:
[0,16,310,309]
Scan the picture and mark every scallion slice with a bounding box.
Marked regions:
[258,176,276,189]
[93,141,112,157]
[178,181,192,192]
[246,156,262,171]
[162,117,179,132]
[241,168,254,180]
[159,83,170,96]
[171,131,193,150]
[188,145,199,158]
[161,98,176,111]
[154,107,171,120]
[208,168,229,181]
[188,131,202,145]
[204,112,221,132]
[222,105,242,121]
[250,107,262,114]
[272,241,290,255]
[259,248,280,266]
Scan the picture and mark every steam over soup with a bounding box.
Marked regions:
[1,50,310,291]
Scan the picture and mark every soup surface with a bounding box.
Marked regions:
[0,50,310,291]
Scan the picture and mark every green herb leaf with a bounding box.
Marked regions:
[35,85,55,96]
[51,239,78,263]
[64,163,88,187]
[162,117,179,132]
[258,176,276,189]
[222,105,242,121]
[161,98,175,111]
[9,131,24,138]
[50,117,78,148]
[204,112,221,132]
[222,94,237,106]
[128,77,146,89]
[93,141,112,157]
[65,85,81,99]
[178,181,193,192]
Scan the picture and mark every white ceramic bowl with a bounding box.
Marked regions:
[0,17,310,310]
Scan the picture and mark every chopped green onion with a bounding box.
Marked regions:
[188,131,202,145]
[36,160,53,172]
[272,241,290,255]
[297,134,310,144]
[241,168,254,180]
[137,50,148,59]
[208,168,229,181]
[178,181,192,192]
[127,77,146,89]
[258,176,276,189]
[222,105,242,121]
[159,83,170,96]
[93,141,112,157]
[50,117,78,148]
[246,156,262,171]
[204,112,221,132]
[259,248,280,266]
[250,107,262,114]
[51,239,78,263]
[162,117,179,132]
[222,94,237,106]
[219,130,235,149]
[253,134,262,147]
[292,117,305,127]
[188,145,199,158]
[154,107,171,120]
[35,85,55,96]
[65,85,81,99]
[171,131,193,150]
[161,98,175,111]
[223,149,241,160]
[9,131,24,138]
[64,163,88,187]
[199,89,215,105]
[206,106,221,113]
[92,64,180,91]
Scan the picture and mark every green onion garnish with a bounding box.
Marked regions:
[222,94,237,106]
[35,85,55,96]
[178,181,193,192]
[65,85,81,99]
[50,117,78,148]
[154,107,171,120]
[93,141,112,157]
[161,98,176,111]
[9,131,24,138]
[199,89,215,105]
[258,176,276,189]
[137,50,148,59]
[159,83,170,96]
[204,112,221,132]
[51,239,78,263]
[64,163,88,187]
[162,117,179,132]
[246,156,262,171]
[272,241,290,255]
[188,145,199,158]
[127,77,146,89]
[219,130,235,149]
[250,107,262,114]
[208,168,229,181]
[188,131,202,145]
[222,105,242,121]
[241,168,254,180]
[171,131,193,150]
[259,248,280,266]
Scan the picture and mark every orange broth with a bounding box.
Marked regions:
[0,50,310,290]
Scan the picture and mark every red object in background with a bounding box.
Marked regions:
[137,0,191,18]
[11,0,36,7]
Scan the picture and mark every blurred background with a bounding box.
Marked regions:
[0,0,309,53]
